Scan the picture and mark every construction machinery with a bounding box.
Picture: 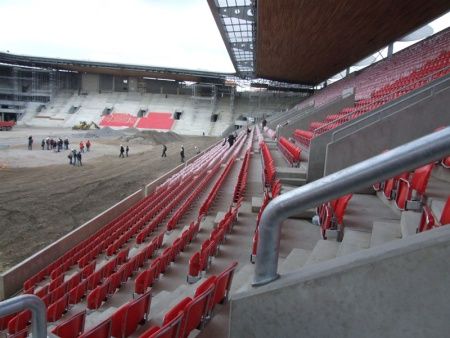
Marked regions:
[72,121,100,130]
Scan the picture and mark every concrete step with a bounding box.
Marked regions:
[275,167,307,179]
[251,195,314,219]
[230,264,255,295]
[336,229,371,257]
[278,248,311,274]
[400,211,421,237]
[304,240,340,266]
[278,177,306,187]
[432,165,450,183]
[150,278,204,324]
[430,198,446,221]
[370,221,402,248]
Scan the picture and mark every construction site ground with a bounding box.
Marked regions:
[0,126,219,273]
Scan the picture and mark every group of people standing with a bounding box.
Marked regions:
[68,149,83,166]
[119,145,130,158]
[79,140,91,153]
[39,137,70,152]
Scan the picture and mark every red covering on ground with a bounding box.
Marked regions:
[136,112,174,130]
[99,113,138,128]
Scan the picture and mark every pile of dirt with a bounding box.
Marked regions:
[119,130,184,145]
[82,127,126,139]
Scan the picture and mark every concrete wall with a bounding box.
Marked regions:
[81,74,99,92]
[307,74,450,183]
[0,141,219,300]
[230,225,450,338]
[279,94,355,139]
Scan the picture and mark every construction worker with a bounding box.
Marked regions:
[28,136,33,150]
[180,145,185,163]
[72,149,77,166]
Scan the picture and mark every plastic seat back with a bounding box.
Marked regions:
[51,310,86,338]
[418,205,435,233]
[79,318,112,338]
[440,197,450,225]
[182,284,215,337]
[144,312,184,338]
[7,310,31,334]
[410,163,433,195]
[213,261,238,306]
[111,304,128,338]
[334,194,353,224]
[123,290,152,337]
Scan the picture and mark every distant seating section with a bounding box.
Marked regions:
[277,137,301,166]
[294,28,450,111]
[293,130,313,148]
[292,31,450,147]
[99,112,174,130]
[0,120,15,130]
[136,112,174,130]
[99,113,138,128]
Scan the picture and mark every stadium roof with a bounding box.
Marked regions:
[0,52,232,84]
[210,0,450,85]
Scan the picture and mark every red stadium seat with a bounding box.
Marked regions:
[139,312,184,338]
[87,280,110,310]
[47,294,69,322]
[135,268,157,295]
[51,310,86,338]
[440,197,450,225]
[111,290,151,338]
[181,283,215,337]
[79,318,112,338]
[213,261,238,307]
[69,279,88,305]
[8,310,31,335]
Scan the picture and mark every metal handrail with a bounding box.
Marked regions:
[253,127,450,286]
[0,294,47,337]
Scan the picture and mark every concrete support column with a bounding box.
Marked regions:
[387,42,394,57]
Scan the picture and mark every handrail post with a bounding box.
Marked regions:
[253,127,450,286]
[0,294,47,337]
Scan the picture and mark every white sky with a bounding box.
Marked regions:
[1,2,449,80]
[0,0,236,73]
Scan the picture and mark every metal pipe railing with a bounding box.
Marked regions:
[253,127,450,286]
[0,294,47,337]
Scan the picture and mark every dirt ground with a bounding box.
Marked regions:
[0,126,219,272]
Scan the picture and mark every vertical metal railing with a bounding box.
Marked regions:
[253,127,450,286]
[0,294,47,337]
